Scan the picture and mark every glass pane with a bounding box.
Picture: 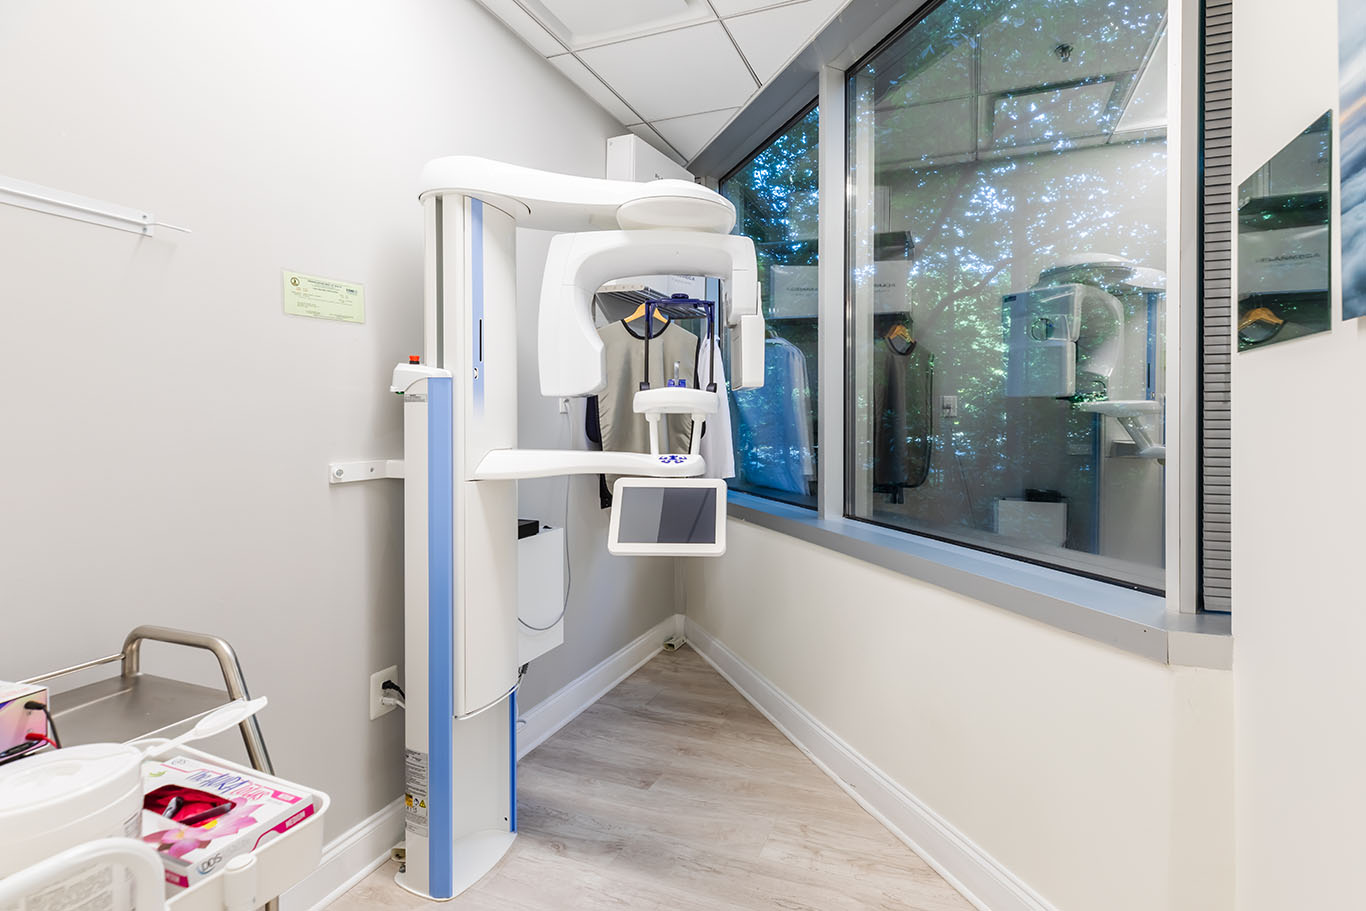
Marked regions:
[721,106,820,508]
[846,0,1168,590]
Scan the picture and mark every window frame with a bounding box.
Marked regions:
[719,100,823,510]
[837,1,1172,595]
[697,0,1224,658]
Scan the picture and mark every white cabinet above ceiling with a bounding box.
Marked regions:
[476,0,852,164]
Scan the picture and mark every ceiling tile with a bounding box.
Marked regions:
[626,123,688,166]
[578,22,758,122]
[540,0,689,38]
[651,108,738,161]
[520,0,715,50]
[874,98,976,165]
[877,40,974,108]
[725,0,847,84]
[1115,29,1167,134]
[475,0,566,56]
[710,0,798,15]
[547,54,641,125]
[989,82,1117,147]
[977,0,1165,93]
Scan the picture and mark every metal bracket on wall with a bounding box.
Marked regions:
[0,174,191,237]
[329,459,405,484]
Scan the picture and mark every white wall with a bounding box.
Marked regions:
[685,520,1232,910]
[1230,0,1366,907]
[0,0,672,841]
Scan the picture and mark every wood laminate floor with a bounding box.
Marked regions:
[327,646,973,911]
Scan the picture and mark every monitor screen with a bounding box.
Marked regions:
[616,485,718,545]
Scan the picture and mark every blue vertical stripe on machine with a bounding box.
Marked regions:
[427,376,455,899]
[471,198,484,415]
[509,690,517,832]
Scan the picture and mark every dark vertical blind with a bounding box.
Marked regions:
[1201,0,1234,611]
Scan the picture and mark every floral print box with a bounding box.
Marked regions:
[141,755,317,889]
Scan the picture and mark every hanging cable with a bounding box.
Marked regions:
[519,402,573,633]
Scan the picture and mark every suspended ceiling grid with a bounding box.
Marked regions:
[475,0,852,165]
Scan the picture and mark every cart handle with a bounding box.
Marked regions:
[0,838,166,911]
[121,626,274,775]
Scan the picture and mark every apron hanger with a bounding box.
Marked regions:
[624,303,668,325]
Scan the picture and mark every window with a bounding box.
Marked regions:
[845,0,1169,590]
[720,106,821,508]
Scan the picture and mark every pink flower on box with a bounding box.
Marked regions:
[144,804,262,859]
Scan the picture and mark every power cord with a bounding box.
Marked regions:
[0,740,41,761]
[380,680,406,711]
[24,701,61,748]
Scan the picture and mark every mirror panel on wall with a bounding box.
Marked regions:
[1236,111,1333,349]
[845,0,1170,590]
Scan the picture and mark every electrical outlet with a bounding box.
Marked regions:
[369,665,399,720]
[939,395,959,419]
[558,397,570,414]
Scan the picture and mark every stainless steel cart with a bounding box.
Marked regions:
[20,626,280,911]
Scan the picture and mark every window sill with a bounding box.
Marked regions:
[728,492,1232,669]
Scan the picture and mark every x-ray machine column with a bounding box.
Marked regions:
[398,191,521,901]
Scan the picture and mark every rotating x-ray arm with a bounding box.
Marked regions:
[538,230,763,397]
[419,156,736,234]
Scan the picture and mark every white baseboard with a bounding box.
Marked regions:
[684,618,1058,911]
[279,798,403,911]
[517,613,682,759]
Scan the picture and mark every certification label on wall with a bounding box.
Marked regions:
[282,270,365,323]
[403,749,429,837]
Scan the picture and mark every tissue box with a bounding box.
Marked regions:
[141,755,315,889]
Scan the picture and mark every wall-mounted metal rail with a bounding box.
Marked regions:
[0,174,190,236]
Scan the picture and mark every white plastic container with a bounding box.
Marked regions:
[0,741,327,911]
[0,744,144,911]
[0,743,144,877]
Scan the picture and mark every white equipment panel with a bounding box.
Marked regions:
[518,526,566,665]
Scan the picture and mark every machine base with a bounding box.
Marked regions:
[393,830,517,901]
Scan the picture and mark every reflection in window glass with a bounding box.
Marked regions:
[847,0,1168,589]
[721,106,820,508]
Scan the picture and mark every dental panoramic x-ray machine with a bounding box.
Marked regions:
[385,157,763,900]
